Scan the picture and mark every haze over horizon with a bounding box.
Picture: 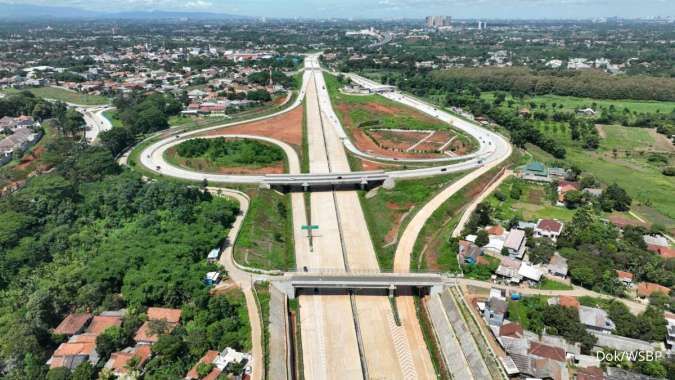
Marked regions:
[1,0,674,20]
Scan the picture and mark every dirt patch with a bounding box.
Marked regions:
[647,129,675,152]
[607,213,650,229]
[527,188,545,204]
[16,145,48,170]
[596,124,608,139]
[363,102,399,116]
[205,105,303,149]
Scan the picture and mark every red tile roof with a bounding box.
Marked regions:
[53,313,92,336]
[647,244,675,259]
[86,315,123,335]
[185,350,221,380]
[147,307,182,324]
[558,296,580,310]
[486,225,505,236]
[615,270,633,281]
[637,282,671,298]
[134,320,178,344]
[528,342,566,362]
[536,219,563,234]
[576,366,605,380]
[108,345,152,374]
[499,322,523,338]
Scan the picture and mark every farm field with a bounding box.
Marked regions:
[2,86,109,105]
[481,92,675,114]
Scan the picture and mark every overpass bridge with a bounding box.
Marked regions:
[263,171,390,191]
[273,271,446,299]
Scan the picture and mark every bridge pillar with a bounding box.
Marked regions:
[272,281,296,300]
[383,177,396,190]
[388,284,396,298]
[360,179,367,190]
[430,284,444,296]
[302,182,309,192]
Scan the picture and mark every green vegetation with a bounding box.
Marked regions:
[2,86,109,106]
[507,296,548,330]
[488,177,576,222]
[359,172,463,271]
[235,189,294,271]
[171,138,285,172]
[0,138,251,378]
[537,278,574,291]
[462,255,499,280]
[415,296,449,380]
[254,282,271,378]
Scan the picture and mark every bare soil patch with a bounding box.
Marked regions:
[205,105,303,149]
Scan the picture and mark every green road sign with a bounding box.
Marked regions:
[301,225,319,230]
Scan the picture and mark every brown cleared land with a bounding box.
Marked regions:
[205,105,304,150]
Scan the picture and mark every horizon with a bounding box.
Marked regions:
[1,0,674,20]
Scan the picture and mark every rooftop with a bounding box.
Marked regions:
[53,313,92,336]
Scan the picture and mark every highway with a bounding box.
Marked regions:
[81,105,113,143]
[125,53,514,379]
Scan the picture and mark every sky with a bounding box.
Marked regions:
[5,0,675,19]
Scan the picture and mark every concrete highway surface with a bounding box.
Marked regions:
[124,54,515,379]
[81,105,113,143]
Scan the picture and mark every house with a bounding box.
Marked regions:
[547,253,568,278]
[576,366,605,380]
[104,345,152,377]
[577,108,597,116]
[499,322,524,339]
[485,225,505,236]
[646,244,675,260]
[578,306,615,333]
[484,295,508,326]
[185,347,252,380]
[636,282,671,298]
[53,313,92,336]
[548,296,580,310]
[0,126,42,165]
[615,270,634,286]
[583,188,603,198]
[518,262,544,283]
[643,234,669,248]
[496,257,523,282]
[185,350,221,380]
[204,271,221,286]
[534,219,564,241]
[504,229,527,259]
[665,312,675,349]
[528,341,567,362]
[207,247,220,263]
[134,307,182,344]
[458,240,482,264]
[47,334,99,370]
[86,315,123,335]
[557,181,580,204]
[520,161,549,181]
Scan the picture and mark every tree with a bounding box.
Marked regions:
[99,127,136,156]
[60,109,85,137]
[528,238,556,264]
[46,367,71,380]
[563,190,585,209]
[473,202,493,227]
[475,230,490,247]
[96,326,130,359]
[600,183,632,212]
[70,361,95,380]
[196,362,215,378]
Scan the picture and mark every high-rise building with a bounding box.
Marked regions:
[425,16,452,28]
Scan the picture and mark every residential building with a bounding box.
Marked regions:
[104,345,152,377]
[547,253,569,278]
[53,313,92,336]
[484,294,508,326]
[86,314,123,335]
[47,334,99,370]
[548,296,580,310]
[496,257,522,282]
[646,244,675,260]
[535,219,565,241]
[616,270,634,286]
[458,240,482,264]
[425,16,452,28]
[134,307,182,344]
[504,229,527,259]
[578,306,615,333]
[637,282,671,298]
[518,262,544,282]
[643,234,669,248]
[185,347,252,380]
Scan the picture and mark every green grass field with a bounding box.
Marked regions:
[234,189,294,271]
[360,172,464,270]
[537,278,574,291]
[598,125,659,151]
[507,296,548,330]
[481,92,675,114]
[2,86,109,105]
[488,177,576,222]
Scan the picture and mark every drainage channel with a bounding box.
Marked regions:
[312,71,370,380]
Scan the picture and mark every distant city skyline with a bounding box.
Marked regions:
[1,0,674,19]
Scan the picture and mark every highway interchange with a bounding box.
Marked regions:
[133,54,512,379]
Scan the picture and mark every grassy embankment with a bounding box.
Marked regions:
[234,189,294,271]
[323,73,477,151]
[164,138,287,174]
[2,86,109,105]
[359,173,465,271]
[487,177,576,223]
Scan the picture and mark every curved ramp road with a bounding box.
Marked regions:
[125,54,514,379]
